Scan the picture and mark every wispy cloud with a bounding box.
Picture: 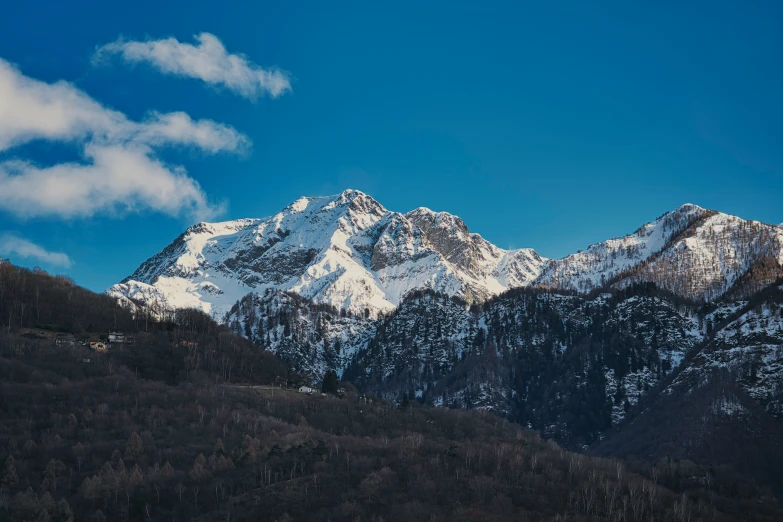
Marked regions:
[0,233,72,268]
[94,33,291,100]
[0,58,249,220]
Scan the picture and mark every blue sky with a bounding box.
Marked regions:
[0,1,781,291]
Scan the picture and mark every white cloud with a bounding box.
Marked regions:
[0,57,248,220]
[95,33,291,100]
[0,58,123,151]
[0,58,249,153]
[0,143,223,220]
[0,234,73,268]
[134,111,249,154]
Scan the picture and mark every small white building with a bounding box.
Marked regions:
[298,386,315,394]
[108,332,125,343]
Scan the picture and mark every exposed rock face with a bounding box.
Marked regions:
[405,208,483,273]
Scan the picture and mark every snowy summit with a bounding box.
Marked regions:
[108,190,548,318]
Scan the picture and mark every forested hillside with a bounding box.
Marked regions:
[231,283,705,447]
[2,262,782,521]
[225,275,783,502]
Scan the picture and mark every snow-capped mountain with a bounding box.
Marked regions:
[107,189,783,455]
[108,189,548,318]
[110,193,783,321]
[535,203,710,292]
[537,204,783,301]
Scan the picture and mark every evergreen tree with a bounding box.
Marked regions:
[321,370,340,394]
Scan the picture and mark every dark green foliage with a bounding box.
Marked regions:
[321,369,339,394]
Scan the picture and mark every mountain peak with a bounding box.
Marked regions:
[333,188,386,214]
[184,218,259,236]
[669,203,707,216]
[108,190,548,317]
[405,207,470,237]
[337,188,369,200]
[278,190,386,230]
[674,202,704,211]
[406,206,435,216]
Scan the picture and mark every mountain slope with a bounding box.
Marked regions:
[535,203,710,292]
[221,282,708,448]
[666,283,783,418]
[109,189,549,318]
[536,204,783,301]
[341,284,705,445]
[590,280,783,495]
[593,373,783,497]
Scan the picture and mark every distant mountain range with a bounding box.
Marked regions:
[109,189,783,318]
